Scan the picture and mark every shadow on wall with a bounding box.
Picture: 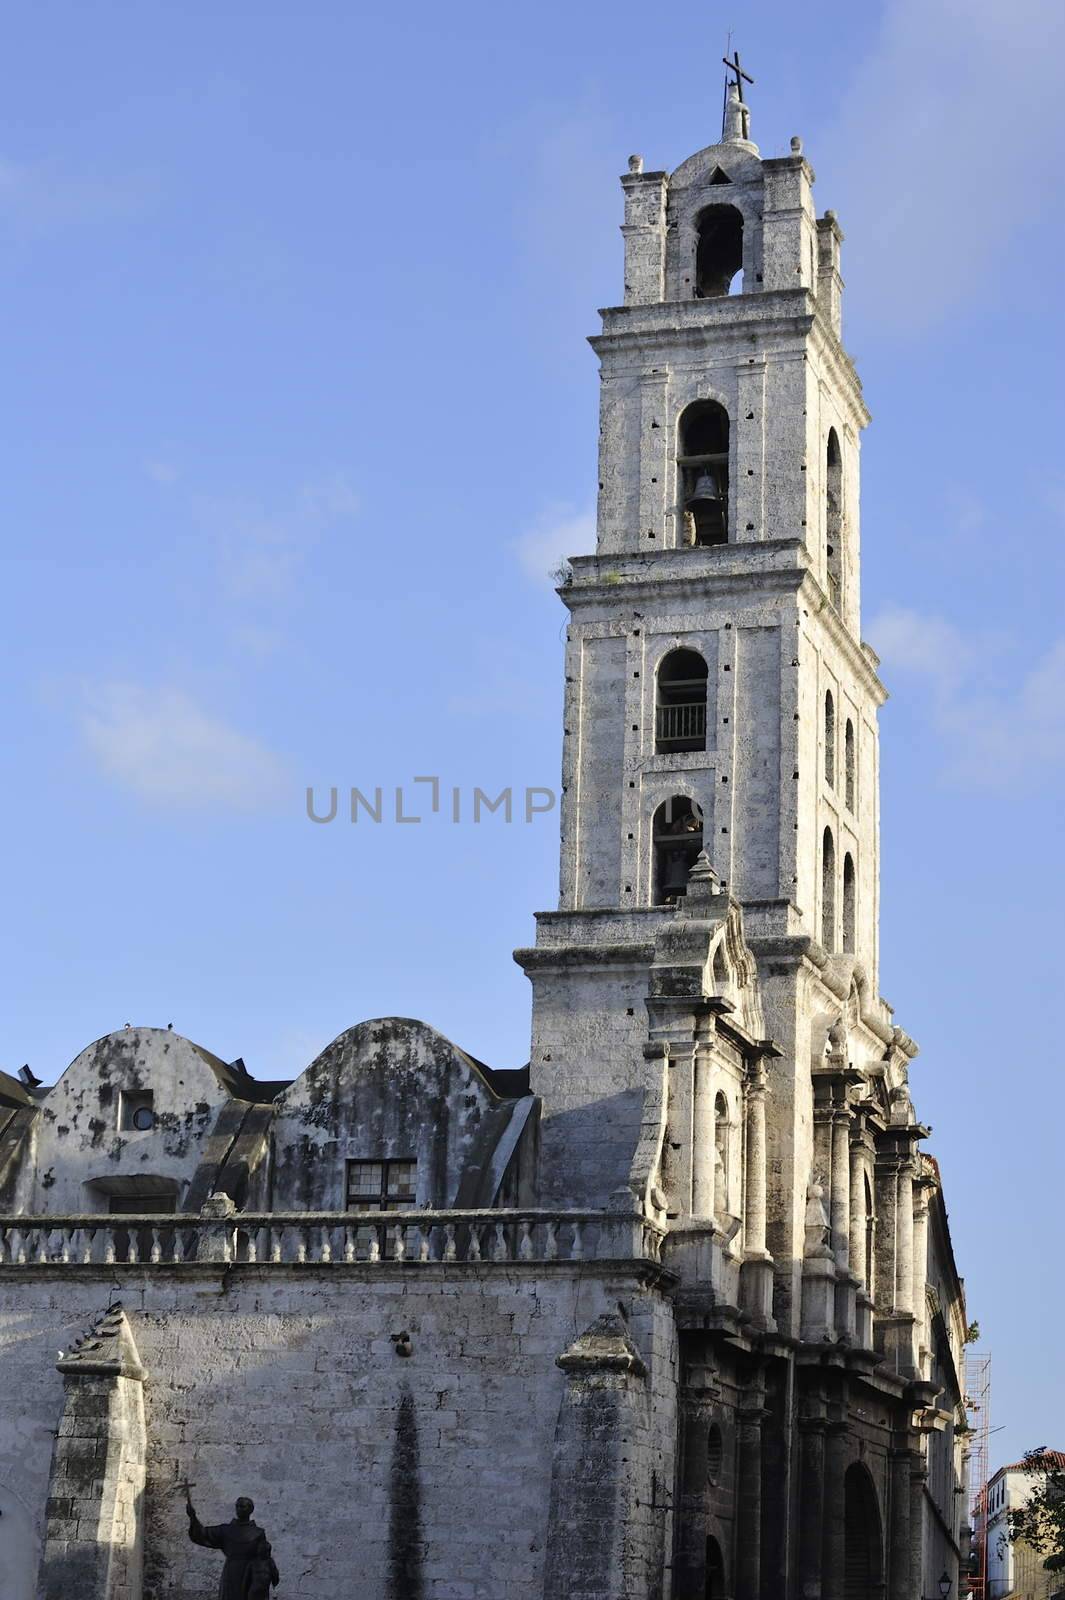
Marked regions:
[0,1481,38,1600]
[389,1385,424,1600]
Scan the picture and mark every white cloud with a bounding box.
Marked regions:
[822,0,1065,330]
[867,606,971,689]
[194,472,359,603]
[869,607,1065,788]
[81,683,288,811]
[0,155,147,238]
[300,472,360,522]
[514,503,596,584]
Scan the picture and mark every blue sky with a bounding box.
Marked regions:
[2,1,1063,1464]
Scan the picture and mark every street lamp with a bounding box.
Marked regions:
[937,1575,952,1599]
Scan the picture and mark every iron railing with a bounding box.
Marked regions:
[655,701,706,745]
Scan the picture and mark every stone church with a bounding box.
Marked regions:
[0,79,969,1600]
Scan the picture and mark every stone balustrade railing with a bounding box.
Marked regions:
[0,1209,665,1269]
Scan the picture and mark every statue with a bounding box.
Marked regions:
[246,1538,280,1599]
[186,1492,279,1598]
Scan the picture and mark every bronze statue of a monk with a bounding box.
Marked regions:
[186,1493,279,1598]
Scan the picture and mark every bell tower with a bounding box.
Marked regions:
[556,82,880,976]
[517,78,895,1273]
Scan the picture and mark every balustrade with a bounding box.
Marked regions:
[0,1209,664,1270]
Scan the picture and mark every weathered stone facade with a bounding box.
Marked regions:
[0,82,969,1600]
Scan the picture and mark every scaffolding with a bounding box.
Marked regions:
[965,1350,992,1598]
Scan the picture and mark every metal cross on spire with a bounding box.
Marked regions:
[722,48,754,103]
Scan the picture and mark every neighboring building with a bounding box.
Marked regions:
[985,1452,1065,1600]
[0,76,970,1600]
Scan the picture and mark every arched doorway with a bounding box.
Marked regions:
[844,1463,883,1599]
[704,1533,726,1600]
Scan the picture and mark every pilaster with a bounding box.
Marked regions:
[36,1303,145,1600]
[543,1312,654,1600]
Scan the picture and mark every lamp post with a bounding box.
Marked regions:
[923,1574,952,1599]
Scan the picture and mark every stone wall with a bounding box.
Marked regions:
[0,1263,676,1600]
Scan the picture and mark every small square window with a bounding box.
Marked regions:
[346,1158,417,1212]
[119,1091,155,1132]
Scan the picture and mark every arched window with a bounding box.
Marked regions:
[843,853,856,954]
[826,429,843,609]
[678,402,729,547]
[845,719,856,811]
[656,648,708,753]
[824,690,836,788]
[821,826,836,949]
[714,1092,729,1217]
[864,1173,875,1299]
[694,205,743,298]
[705,1535,726,1600]
[652,795,704,904]
[706,1424,724,1486]
[844,1464,883,1599]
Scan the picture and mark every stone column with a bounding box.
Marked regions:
[36,1304,145,1600]
[740,1060,775,1328]
[797,1407,827,1600]
[735,1368,766,1600]
[831,1109,856,1340]
[544,1312,655,1600]
[849,1136,867,1284]
[744,1062,768,1256]
[692,1044,715,1220]
[850,1138,875,1347]
[912,1179,931,1378]
[673,1350,719,1600]
[822,1420,848,1600]
[873,1156,899,1318]
[830,1113,851,1270]
[895,1160,914,1316]
[888,1446,913,1600]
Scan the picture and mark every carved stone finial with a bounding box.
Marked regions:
[627,153,644,175]
[790,135,803,154]
[200,1191,237,1219]
[688,849,719,888]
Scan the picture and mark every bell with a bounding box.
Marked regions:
[659,849,693,896]
[687,470,721,510]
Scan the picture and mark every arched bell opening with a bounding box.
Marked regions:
[821,826,836,950]
[825,690,836,788]
[826,428,844,609]
[652,795,704,904]
[843,1462,884,1599]
[843,852,856,955]
[845,718,856,811]
[678,402,729,547]
[656,648,709,753]
[694,205,744,298]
